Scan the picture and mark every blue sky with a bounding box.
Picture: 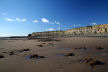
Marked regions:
[0,0,108,36]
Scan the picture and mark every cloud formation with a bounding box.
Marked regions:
[47,28,55,31]
[15,18,27,22]
[32,20,38,23]
[22,18,27,22]
[41,18,60,25]
[55,21,60,25]
[2,13,60,25]
[4,17,27,22]
[41,18,49,23]
[91,22,97,25]
[4,18,15,22]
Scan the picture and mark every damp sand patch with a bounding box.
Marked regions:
[56,53,75,57]
[25,54,45,60]
[0,55,5,59]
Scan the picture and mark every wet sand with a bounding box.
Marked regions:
[0,37,108,72]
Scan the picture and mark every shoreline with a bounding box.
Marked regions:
[0,36,108,40]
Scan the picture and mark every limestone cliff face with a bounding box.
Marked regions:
[31,31,64,37]
[65,24,108,35]
[30,24,108,37]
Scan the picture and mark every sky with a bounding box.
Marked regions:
[0,0,108,36]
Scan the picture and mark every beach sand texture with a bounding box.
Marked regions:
[0,37,108,72]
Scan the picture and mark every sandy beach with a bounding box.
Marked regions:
[0,37,108,72]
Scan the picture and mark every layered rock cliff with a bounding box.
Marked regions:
[30,31,64,37]
[65,24,108,35]
[29,24,108,37]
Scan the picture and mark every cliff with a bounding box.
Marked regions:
[29,24,108,37]
[30,31,64,37]
[65,24,108,35]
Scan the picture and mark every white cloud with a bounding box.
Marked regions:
[16,18,21,22]
[49,21,60,25]
[41,18,49,23]
[3,17,60,25]
[4,18,15,22]
[49,22,55,24]
[55,21,60,25]
[1,12,27,22]
[22,18,27,22]
[4,17,27,22]
[41,18,61,25]
[32,20,38,23]
[47,28,54,31]
[15,18,27,22]
[1,12,7,16]
[91,22,97,25]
